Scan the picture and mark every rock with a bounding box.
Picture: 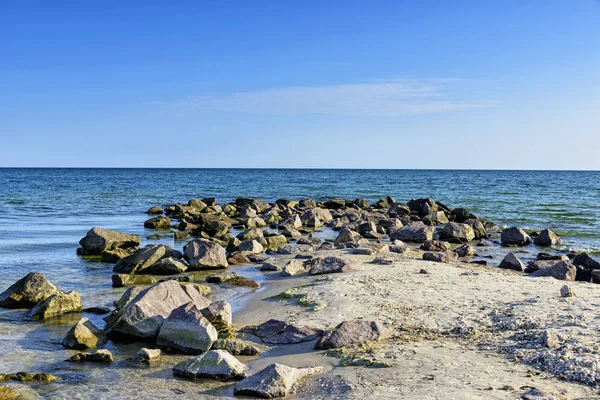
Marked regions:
[173,350,247,381]
[146,206,163,215]
[114,286,144,310]
[239,239,264,254]
[572,253,600,270]
[0,386,19,399]
[422,211,449,225]
[144,216,172,229]
[0,272,60,309]
[104,280,211,339]
[501,227,532,246]
[334,228,356,245]
[206,272,260,288]
[200,300,233,329]
[67,349,113,363]
[353,198,369,209]
[234,363,323,399]
[265,234,288,249]
[439,222,475,243]
[534,229,562,246]
[308,257,351,275]
[422,251,458,263]
[300,208,333,227]
[530,260,576,281]
[281,260,309,276]
[279,214,302,231]
[204,219,231,238]
[449,208,476,223]
[100,247,133,263]
[260,261,281,271]
[113,245,167,274]
[184,239,228,270]
[420,269,429,274]
[421,240,452,252]
[498,252,525,271]
[83,306,111,314]
[246,217,267,228]
[111,273,190,288]
[465,219,488,239]
[542,329,559,348]
[211,339,260,356]
[389,223,435,243]
[454,244,476,257]
[133,348,161,364]
[29,291,82,320]
[387,203,410,217]
[0,372,59,383]
[62,317,107,349]
[315,320,392,349]
[78,227,140,256]
[148,256,188,275]
[560,285,575,298]
[408,198,438,217]
[251,319,321,344]
[227,251,252,265]
[157,302,218,354]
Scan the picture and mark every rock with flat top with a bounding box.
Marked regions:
[0,272,60,309]
[309,257,351,275]
[389,223,434,243]
[315,320,392,349]
[79,227,140,255]
[113,245,167,274]
[422,251,458,263]
[234,363,324,398]
[173,350,247,381]
[439,222,475,243]
[133,348,161,364]
[29,291,82,320]
[501,227,531,246]
[67,349,113,363]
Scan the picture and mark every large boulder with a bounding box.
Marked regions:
[62,317,107,349]
[315,320,392,349]
[498,252,525,271]
[184,239,228,270]
[239,239,264,254]
[143,216,172,230]
[148,257,188,275]
[407,198,438,217]
[308,257,351,275]
[572,253,600,270]
[530,260,577,281]
[439,222,475,243]
[0,272,60,309]
[104,280,211,339]
[334,228,357,245]
[157,302,218,354]
[300,208,333,227]
[389,223,435,243]
[234,363,324,398]
[501,227,531,246]
[264,234,288,249]
[79,227,140,255]
[173,350,247,381]
[113,245,167,274]
[29,291,82,320]
[534,229,562,246]
[250,319,322,344]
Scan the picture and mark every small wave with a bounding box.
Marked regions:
[5,200,25,205]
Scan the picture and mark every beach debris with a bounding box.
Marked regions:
[542,329,559,348]
[559,285,575,298]
[157,302,218,354]
[315,320,393,350]
[62,317,107,349]
[211,339,261,356]
[422,251,458,263]
[234,363,324,399]
[183,239,228,269]
[29,290,82,320]
[499,252,526,271]
[78,227,140,256]
[67,349,113,363]
[534,229,562,246]
[133,348,161,364]
[501,227,532,246]
[173,350,247,381]
[530,261,576,281]
[308,257,352,275]
[0,272,60,309]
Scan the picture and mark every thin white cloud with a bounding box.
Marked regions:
[170,79,493,117]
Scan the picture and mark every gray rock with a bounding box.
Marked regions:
[173,350,247,381]
[439,222,475,243]
[534,229,562,246]
[157,302,218,354]
[498,252,525,271]
[264,234,288,249]
[464,219,488,239]
[250,319,322,344]
[278,214,302,231]
[62,317,107,349]
[133,348,161,364]
[501,227,531,246]
[560,285,575,298]
[184,239,228,270]
[530,260,576,281]
[79,227,140,255]
[454,244,476,257]
[104,280,211,339]
[315,320,392,349]
[67,349,113,363]
[422,251,458,263]
[29,291,82,320]
[308,257,351,275]
[260,261,281,271]
[113,245,167,274]
[421,240,452,252]
[281,260,309,276]
[234,363,324,399]
[200,300,233,328]
[0,272,60,309]
[334,228,357,244]
[148,256,188,275]
[111,273,191,288]
[239,239,264,254]
[300,208,333,227]
[211,339,260,356]
[389,223,435,243]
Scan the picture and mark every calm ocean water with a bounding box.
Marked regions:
[0,168,599,397]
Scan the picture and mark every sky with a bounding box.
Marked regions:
[1,0,599,169]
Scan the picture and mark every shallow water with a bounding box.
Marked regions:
[1,168,599,397]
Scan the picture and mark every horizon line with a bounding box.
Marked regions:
[1,167,599,172]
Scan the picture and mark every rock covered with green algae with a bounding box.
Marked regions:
[211,339,261,356]
[78,227,140,256]
[173,350,247,380]
[0,272,60,309]
[0,372,59,383]
[67,349,113,363]
[28,291,82,320]
[62,317,107,349]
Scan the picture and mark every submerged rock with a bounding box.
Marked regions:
[0,372,59,383]
[234,363,323,399]
[133,348,161,364]
[173,350,247,381]
[62,317,107,349]
[67,349,113,363]
[29,291,82,320]
[184,239,228,270]
[315,320,393,349]
[308,257,351,275]
[79,227,140,255]
[157,302,218,354]
[211,339,261,356]
[143,216,172,230]
[206,272,259,288]
[111,273,191,288]
[0,272,60,309]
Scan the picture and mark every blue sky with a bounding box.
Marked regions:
[1,1,599,169]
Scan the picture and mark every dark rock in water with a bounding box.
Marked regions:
[0,272,60,309]
[534,229,562,246]
[530,260,576,281]
[449,208,476,223]
[575,265,593,282]
[324,198,346,210]
[422,251,458,263]
[237,239,264,255]
[100,248,133,263]
[501,227,531,246]
[157,302,218,354]
[113,245,167,274]
[298,199,317,209]
[204,219,231,238]
[439,222,475,243]
[247,253,267,263]
[454,244,476,257]
[83,306,111,314]
[144,216,172,230]
[260,261,281,271]
[202,197,217,206]
[572,253,600,270]
[468,260,487,266]
[498,253,525,271]
[104,280,211,339]
[62,317,107,349]
[248,319,322,344]
[464,219,488,239]
[537,253,567,261]
[279,214,302,231]
[421,240,452,252]
[111,273,191,288]
[234,363,323,399]
[67,349,113,363]
[407,198,438,217]
[422,211,449,226]
[173,350,247,381]
[387,203,411,218]
[334,228,357,245]
[315,320,392,349]
[212,339,260,356]
[184,239,228,270]
[78,227,140,256]
[29,291,82,320]
[0,372,59,383]
[389,223,435,243]
[146,206,163,215]
[206,272,259,288]
[353,198,369,209]
[308,257,351,275]
[133,348,161,364]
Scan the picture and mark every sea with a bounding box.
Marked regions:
[0,168,599,398]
